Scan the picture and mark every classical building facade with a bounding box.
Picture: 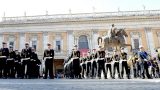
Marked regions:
[0,10,160,73]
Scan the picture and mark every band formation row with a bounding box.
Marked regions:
[0,42,159,79]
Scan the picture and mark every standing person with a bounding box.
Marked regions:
[105,53,112,79]
[138,45,151,79]
[86,51,92,78]
[21,42,32,79]
[43,43,54,79]
[96,45,107,79]
[0,42,9,78]
[120,47,130,79]
[70,45,81,79]
[14,50,22,78]
[91,49,97,79]
[30,48,41,78]
[7,45,16,78]
[132,53,140,78]
[112,50,121,79]
[80,57,86,79]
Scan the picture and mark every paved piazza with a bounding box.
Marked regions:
[0,79,159,90]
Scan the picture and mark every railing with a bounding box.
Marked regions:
[2,9,160,22]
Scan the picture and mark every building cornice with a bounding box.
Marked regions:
[1,9,160,25]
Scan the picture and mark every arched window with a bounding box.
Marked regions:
[78,35,89,49]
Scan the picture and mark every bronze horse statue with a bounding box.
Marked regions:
[97,28,132,51]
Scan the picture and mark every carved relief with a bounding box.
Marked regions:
[73,31,91,39]
[130,32,141,38]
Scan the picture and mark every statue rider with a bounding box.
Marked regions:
[108,24,117,42]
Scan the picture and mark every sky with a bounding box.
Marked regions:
[0,0,159,18]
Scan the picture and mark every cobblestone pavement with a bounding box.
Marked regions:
[0,79,160,90]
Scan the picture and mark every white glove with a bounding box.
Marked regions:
[144,59,147,61]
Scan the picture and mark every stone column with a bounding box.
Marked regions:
[43,32,49,50]
[92,30,98,49]
[144,27,155,55]
[67,31,74,54]
[0,34,3,47]
[19,32,25,51]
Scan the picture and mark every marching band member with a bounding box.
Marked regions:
[86,51,92,78]
[43,43,54,79]
[131,53,139,78]
[29,48,41,78]
[70,45,81,79]
[105,53,112,79]
[21,42,32,78]
[91,49,97,79]
[80,56,86,79]
[138,45,151,79]
[14,50,22,78]
[120,47,130,79]
[96,45,107,79]
[112,50,121,79]
[7,45,16,78]
[0,42,9,78]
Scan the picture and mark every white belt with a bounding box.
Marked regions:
[0,56,6,58]
[7,58,14,61]
[121,60,127,61]
[98,58,104,60]
[106,63,111,64]
[30,59,36,61]
[92,59,96,61]
[44,57,52,59]
[15,61,19,62]
[72,57,79,59]
[86,61,91,62]
[22,58,30,61]
[114,61,119,62]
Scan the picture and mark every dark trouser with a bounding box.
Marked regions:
[86,61,91,78]
[21,60,29,78]
[133,63,137,78]
[15,62,21,78]
[133,61,141,78]
[91,60,97,78]
[140,61,151,79]
[36,65,40,78]
[121,61,129,79]
[28,60,39,78]
[156,67,160,78]
[151,66,160,78]
[81,63,86,78]
[113,62,121,79]
[106,63,112,78]
[97,59,106,78]
[44,58,54,79]
[151,67,156,78]
[6,60,15,78]
[72,58,81,79]
[0,58,7,78]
